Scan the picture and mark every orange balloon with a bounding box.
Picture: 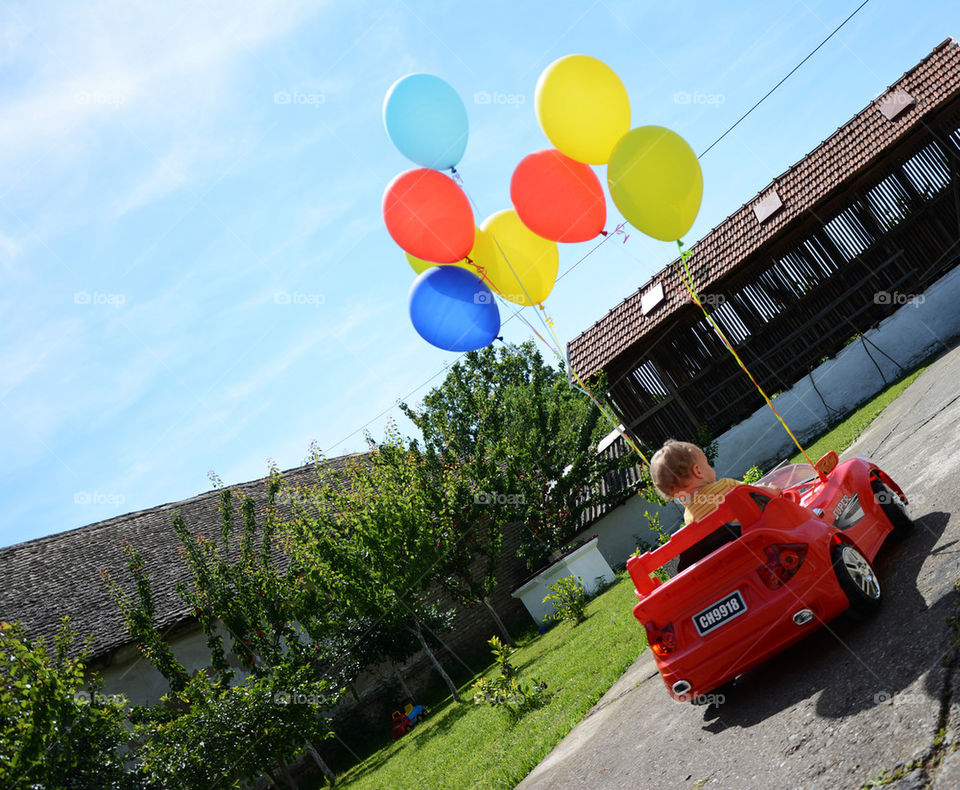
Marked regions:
[382,169,474,263]
[510,149,606,242]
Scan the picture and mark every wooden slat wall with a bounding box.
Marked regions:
[603,106,960,452]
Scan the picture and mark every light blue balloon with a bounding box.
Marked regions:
[383,73,468,170]
[409,267,500,352]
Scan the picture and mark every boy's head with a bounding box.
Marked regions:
[650,439,716,499]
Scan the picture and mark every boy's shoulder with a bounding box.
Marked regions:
[703,477,742,494]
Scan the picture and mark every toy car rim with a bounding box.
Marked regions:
[832,542,882,619]
[841,545,879,599]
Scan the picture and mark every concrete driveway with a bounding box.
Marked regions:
[517,341,960,790]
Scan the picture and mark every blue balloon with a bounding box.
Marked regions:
[383,73,468,170]
[409,267,500,352]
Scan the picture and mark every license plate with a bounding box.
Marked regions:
[693,591,747,635]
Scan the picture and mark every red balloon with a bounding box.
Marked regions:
[383,169,474,263]
[510,149,606,242]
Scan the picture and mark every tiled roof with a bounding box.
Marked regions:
[0,453,365,660]
[569,38,960,379]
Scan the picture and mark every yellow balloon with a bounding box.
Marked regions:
[607,126,703,242]
[476,210,558,306]
[535,54,630,165]
[405,229,483,274]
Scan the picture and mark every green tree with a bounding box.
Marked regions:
[288,431,464,702]
[132,667,330,790]
[103,473,341,787]
[401,342,643,572]
[0,619,134,790]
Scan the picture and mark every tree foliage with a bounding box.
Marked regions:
[288,428,462,701]
[132,668,330,790]
[0,620,134,790]
[103,476,341,787]
[401,342,644,571]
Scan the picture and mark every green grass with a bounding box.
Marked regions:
[790,363,929,464]
[330,574,647,790]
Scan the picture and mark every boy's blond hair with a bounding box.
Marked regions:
[650,439,703,498]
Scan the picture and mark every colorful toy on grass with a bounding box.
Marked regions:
[390,702,428,740]
[627,451,912,703]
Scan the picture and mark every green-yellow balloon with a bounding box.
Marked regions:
[405,251,475,275]
[405,228,483,275]
[607,126,703,242]
[535,54,631,165]
[476,210,558,306]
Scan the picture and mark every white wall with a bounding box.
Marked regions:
[582,494,684,569]
[99,623,244,706]
[714,262,960,478]
[512,537,617,624]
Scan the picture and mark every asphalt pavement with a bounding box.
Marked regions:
[516,340,960,790]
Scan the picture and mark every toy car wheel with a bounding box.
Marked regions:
[871,479,913,539]
[832,543,881,617]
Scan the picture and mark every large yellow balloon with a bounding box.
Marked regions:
[476,211,558,305]
[607,126,703,242]
[535,54,630,165]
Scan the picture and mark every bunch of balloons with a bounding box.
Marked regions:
[381,56,703,353]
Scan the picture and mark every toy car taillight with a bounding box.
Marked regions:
[756,543,808,589]
[645,621,676,656]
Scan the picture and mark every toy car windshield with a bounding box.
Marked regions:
[756,462,817,490]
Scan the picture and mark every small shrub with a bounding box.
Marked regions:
[632,512,673,583]
[645,509,671,546]
[470,637,546,716]
[542,575,587,625]
[742,465,764,484]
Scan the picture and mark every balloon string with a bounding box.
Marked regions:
[487,233,562,352]
[468,258,563,359]
[598,222,630,243]
[542,307,650,465]
[452,165,563,356]
[672,239,815,468]
[451,167,647,463]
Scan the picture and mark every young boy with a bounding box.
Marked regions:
[650,439,781,526]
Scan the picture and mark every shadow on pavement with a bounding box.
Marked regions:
[701,510,954,732]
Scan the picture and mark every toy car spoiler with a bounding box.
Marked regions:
[627,485,780,598]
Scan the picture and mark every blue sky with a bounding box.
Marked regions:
[2,0,957,547]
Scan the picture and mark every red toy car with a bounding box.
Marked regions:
[627,452,911,703]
